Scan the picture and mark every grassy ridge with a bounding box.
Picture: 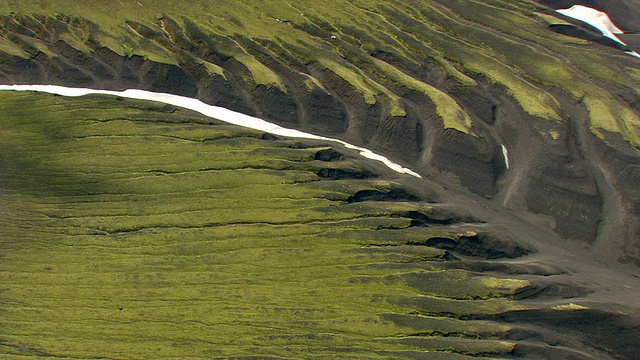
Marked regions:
[0,92,534,358]
[431,0,640,143]
[2,1,637,145]
[1,1,638,144]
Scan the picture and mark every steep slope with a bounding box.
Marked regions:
[1,88,638,360]
[0,1,637,256]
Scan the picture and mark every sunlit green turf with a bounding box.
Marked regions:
[0,92,533,358]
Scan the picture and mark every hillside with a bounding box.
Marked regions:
[0,0,639,359]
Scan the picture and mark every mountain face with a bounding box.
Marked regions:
[0,0,639,359]
[1,0,637,250]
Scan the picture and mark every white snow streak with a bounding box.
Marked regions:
[0,84,422,178]
[625,51,640,59]
[501,144,509,170]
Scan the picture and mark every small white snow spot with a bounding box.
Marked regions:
[625,51,640,59]
[501,144,509,170]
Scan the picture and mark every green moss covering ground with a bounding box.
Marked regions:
[0,91,535,358]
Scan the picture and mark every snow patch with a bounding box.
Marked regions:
[0,84,422,178]
[501,144,509,170]
[625,51,640,59]
[556,5,626,46]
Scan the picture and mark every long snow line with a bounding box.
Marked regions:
[0,84,422,178]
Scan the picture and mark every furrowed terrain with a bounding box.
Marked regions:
[0,81,638,360]
[0,0,639,252]
[0,0,639,359]
[0,92,546,358]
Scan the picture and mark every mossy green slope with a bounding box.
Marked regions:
[0,92,536,359]
[1,0,637,143]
